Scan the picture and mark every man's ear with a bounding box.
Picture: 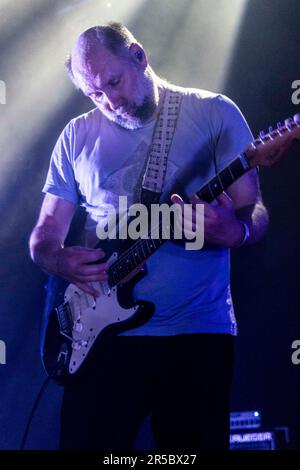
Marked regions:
[129,43,148,68]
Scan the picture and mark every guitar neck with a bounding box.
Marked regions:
[196,152,250,202]
[108,153,251,287]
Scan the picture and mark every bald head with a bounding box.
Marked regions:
[66,22,139,87]
[65,22,161,130]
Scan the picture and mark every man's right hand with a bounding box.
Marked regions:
[53,246,109,297]
[29,195,109,297]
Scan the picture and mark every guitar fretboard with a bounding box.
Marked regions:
[108,153,251,287]
[108,235,166,287]
[196,153,250,202]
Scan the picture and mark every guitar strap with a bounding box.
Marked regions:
[140,89,182,208]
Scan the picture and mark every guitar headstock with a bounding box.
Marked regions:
[245,114,300,168]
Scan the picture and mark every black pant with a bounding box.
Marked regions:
[60,333,234,451]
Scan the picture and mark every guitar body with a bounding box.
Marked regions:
[40,238,155,384]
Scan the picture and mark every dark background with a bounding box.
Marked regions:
[0,0,299,449]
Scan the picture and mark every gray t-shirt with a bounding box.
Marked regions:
[43,87,253,336]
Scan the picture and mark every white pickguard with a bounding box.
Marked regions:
[62,252,138,374]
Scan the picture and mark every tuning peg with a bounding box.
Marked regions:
[277,121,283,130]
[251,138,262,149]
[284,117,294,130]
[259,130,267,141]
[268,126,275,140]
[293,114,300,126]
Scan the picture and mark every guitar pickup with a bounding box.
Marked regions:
[56,303,73,336]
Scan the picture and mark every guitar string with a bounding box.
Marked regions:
[107,160,242,280]
[107,220,168,284]
[106,162,241,284]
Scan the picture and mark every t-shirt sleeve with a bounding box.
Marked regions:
[42,120,80,204]
[209,94,253,172]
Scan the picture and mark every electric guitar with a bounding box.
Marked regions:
[41,114,300,383]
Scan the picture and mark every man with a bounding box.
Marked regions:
[29,22,268,450]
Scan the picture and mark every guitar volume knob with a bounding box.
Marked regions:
[72,341,81,351]
[73,322,83,333]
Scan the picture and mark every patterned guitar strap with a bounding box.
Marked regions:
[140,88,182,209]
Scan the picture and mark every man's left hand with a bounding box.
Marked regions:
[171,192,245,248]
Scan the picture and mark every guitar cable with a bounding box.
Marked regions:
[20,355,66,450]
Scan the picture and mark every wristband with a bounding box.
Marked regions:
[236,221,250,247]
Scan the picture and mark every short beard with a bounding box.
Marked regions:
[100,73,159,130]
[111,94,157,130]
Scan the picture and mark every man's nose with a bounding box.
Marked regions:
[109,100,120,112]
[106,91,125,111]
